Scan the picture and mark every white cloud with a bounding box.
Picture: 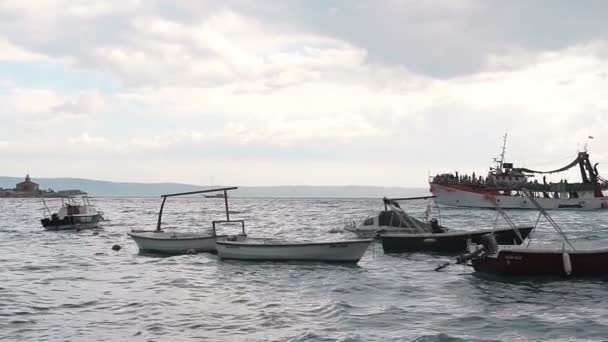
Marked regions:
[0,37,47,61]
[2,2,608,186]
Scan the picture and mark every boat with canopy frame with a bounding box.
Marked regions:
[128,187,247,255]
[349,196,533,253]
[40,196,104,231]
[440,188,608,276]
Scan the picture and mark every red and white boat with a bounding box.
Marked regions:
[430,134,608,210]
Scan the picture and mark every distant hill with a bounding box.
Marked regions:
[0,176,428,198]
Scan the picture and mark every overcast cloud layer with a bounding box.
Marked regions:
[2,0,608,186]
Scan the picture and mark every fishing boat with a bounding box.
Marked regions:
[345,196,448,238]
[204,193,226,199]
[351,197,533,253]
[40,196,104,231]
[216,239,373,263]
[429,134,608,209]
[128,187,247,255]
[445,189,608,277]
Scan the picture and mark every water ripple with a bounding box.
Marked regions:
[2,197,608,341]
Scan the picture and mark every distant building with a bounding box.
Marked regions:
[15,174,39,194]
[0,174,86,198]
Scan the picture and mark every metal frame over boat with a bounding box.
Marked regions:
[465,189,608,277]
[128,187,246,255]
[40,196,103,231]
[353,196,532,253]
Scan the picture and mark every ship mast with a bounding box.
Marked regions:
[495,132,508,174]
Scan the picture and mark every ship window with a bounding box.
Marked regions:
[363,218,374,226]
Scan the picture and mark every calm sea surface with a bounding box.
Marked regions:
[2,197,608,341]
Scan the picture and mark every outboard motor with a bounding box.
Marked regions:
[430,218,443,233]
[480,233,498,255]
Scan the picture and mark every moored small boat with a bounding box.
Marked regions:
[381,226,532,254]
[471,244,608,276]
[350,197,532,253]
[216,239,373,263]
[40,196,103,231]
[128,187,246,255]
[455,189,608,277]
[128,231,246,255]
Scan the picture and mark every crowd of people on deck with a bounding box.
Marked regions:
[432,172,576,189]
[431,172,486,185]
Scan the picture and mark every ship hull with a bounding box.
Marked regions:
[430,184,608,210]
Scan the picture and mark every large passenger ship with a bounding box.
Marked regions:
[429,135,608,210]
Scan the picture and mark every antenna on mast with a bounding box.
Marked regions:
[583,135,594,152]
[495,131,508,173]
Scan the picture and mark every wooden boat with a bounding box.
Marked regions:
[40,196,103,231]
[216,239,373,263]
[350,197,533,253]
[471,244,608,276]
[128,187,246,255]
[461,189,608,277]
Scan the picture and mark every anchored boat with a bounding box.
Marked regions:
[430,134,608,209]
[350,196,533,253]
[128,187,246,255]
[40,196,104,231]
[447,189,608,277]
[216,239,373,263]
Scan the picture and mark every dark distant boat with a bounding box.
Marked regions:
[40,196,103,230]
[459,189,608,277]
[349,197,533,254]
[204,193,226,199]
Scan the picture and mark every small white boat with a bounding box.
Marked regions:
[128,231,245,255]
[216,239,373,263]
[128,187,246,255]
[345,196,444,238]
[40,196,103,231]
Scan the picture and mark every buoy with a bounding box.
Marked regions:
[112,244,121,251]
[562,252,572,276]
[92,231,99,236]
[186,249,197,255]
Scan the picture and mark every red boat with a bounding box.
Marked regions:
[471,245,608,276]
[462,189,608,277]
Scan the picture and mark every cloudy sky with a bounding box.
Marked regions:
[2,0,608,186]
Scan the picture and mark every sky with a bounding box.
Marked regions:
[1,0,608,187]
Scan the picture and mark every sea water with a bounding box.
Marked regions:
[1,197,608,341]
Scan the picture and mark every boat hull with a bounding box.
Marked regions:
[430,184,608,210]
[216,239,373,263]
[128,231,246,255]
[380,226,533,253]
[345,226,416,239]
[472,247,608,277]
[41,215,101,231]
